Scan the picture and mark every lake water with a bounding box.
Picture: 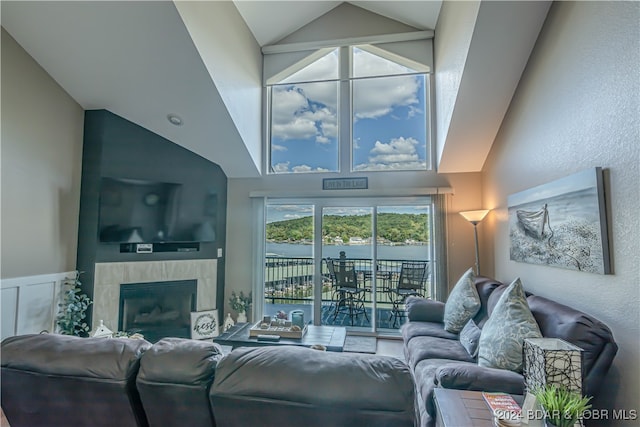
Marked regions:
[266,242,430,260]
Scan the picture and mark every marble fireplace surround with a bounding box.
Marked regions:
[93,260,217,333]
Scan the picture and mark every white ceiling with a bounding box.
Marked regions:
[1,1,442,178]
[1,1,548,177]
[233,1,442,46]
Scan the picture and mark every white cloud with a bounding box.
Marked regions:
[271,144,287,152]
[272,162,290,173]
[353,75,420,120]
[272,161,329,174]
[291,164,330,173]
[353,136,427,171]
[271,86,337,142]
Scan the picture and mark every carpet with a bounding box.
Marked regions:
[343,335,377,354]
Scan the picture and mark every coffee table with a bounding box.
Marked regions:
[213,323,347,352]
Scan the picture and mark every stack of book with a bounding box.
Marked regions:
[482,392,522,427]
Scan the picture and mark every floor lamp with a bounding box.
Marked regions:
[459,210,490,275]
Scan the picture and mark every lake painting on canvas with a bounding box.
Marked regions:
[508,168,610,274]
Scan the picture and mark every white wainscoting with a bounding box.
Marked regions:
[1,271,73,340]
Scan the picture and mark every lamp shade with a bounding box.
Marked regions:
[459,209,490,224]
[523,338,583,394]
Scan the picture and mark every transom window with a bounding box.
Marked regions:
[267,45,431,174]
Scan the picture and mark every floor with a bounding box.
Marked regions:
[375,336,405,359]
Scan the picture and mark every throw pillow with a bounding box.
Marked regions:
[443,268,480,333]
[459,319,482,358]
[477,278,542,372]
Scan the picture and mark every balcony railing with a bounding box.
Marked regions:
[264,256,431,306]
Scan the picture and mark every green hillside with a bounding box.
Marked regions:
[266,213,429,244]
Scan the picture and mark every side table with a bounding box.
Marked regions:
[434,389,524,427]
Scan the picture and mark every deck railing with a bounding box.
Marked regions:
[264,256,431,306]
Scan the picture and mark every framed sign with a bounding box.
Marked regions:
[323,177,368,190]
[190,309,219,340]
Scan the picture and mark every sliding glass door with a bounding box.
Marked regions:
[260,197,433,335]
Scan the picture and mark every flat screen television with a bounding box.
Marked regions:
[98,177,216,243]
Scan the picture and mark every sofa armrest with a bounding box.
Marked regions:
[405,297,445,322]
[435,363,524,395]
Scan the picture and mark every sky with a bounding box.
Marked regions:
[507,168,600,208]
[270,47,428,173]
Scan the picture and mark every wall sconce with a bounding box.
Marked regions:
[459,209,490,275]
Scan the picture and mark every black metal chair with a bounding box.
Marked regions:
[389,261,428,327]
[328,258,369,326]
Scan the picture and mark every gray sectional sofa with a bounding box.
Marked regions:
[1,333,416,427]
[1,276,618,427]
[402,276,618,427]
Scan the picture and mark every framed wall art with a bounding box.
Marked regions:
[507,167,610,274]
[190,309,219,340]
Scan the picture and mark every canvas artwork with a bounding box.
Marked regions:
[508,168,610,274]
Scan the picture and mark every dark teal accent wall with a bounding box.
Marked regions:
[76,110,227,327]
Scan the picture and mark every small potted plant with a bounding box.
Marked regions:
[56,272,93,336]
[228,291,252,323]
[534,385,592,427]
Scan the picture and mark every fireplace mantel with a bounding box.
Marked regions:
[93,260,217,333]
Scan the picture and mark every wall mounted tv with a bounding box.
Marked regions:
[98,177,217,244]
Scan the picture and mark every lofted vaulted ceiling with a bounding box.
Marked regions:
[1,1,550,178]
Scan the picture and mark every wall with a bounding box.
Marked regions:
[0,28,84,278]
[482,1,639,421]
[76,110,228,325]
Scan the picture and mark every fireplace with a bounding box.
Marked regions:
[119,280,196,343]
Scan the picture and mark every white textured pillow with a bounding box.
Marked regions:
[443,268,480,333]
[478,278,542,372]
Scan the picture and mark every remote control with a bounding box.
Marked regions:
[257,334,280,342]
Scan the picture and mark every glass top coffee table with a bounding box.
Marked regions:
[213,323,347,352]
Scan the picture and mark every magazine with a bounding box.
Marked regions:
[483,392,522,424]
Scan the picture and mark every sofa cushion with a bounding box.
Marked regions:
[459,319,481,358]
[435,362,524,394]
[1,334,151,427]
[210,346,417,427]
[405,335,475,369]
[478,278,542,372]
[443,268,481,333]
[527,295,618,396]
[137,338,223,427]
[402,321,459,345]
[405,296,445,322]
[413,358,453,423]
[472,277,505,327]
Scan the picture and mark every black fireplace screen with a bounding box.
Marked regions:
[119,280,196,342]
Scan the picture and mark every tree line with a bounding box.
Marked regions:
[266,213,429,244]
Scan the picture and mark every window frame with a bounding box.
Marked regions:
[266,45,432,175]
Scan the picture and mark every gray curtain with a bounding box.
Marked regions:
[432,193,448,302]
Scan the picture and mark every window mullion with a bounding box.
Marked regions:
[339,46,351,174]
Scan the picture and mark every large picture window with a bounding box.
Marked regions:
[267,45,431,174]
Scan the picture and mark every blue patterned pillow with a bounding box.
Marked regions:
[478,278,542,372]
[443,268,480,333]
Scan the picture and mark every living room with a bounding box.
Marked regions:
[1,1,638,426]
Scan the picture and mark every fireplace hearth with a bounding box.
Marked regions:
[119,280,196,342]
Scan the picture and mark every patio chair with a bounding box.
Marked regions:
[389,261,428,328]
[328,258,369,326]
